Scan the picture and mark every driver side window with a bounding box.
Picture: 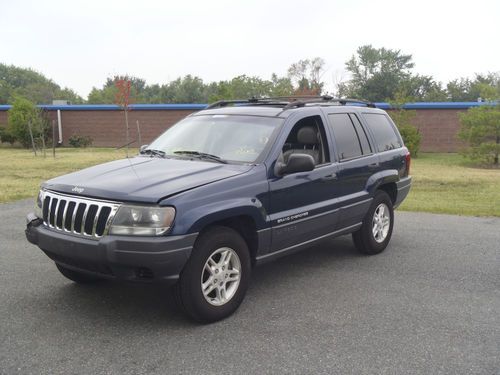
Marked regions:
[280,115,330,166]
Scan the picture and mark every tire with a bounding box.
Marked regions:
[352,190,394,255]
[175,226,251,323]
[56,263,104,284]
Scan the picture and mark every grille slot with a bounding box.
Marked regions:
[41,190,120,240]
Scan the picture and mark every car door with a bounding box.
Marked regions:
[267,113,341,252]
[323,111,378,229]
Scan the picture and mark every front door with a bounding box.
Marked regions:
[267,114,340,252]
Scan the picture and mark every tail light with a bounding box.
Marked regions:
[405,151,411,176]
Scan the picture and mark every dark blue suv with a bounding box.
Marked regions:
[26,97,412,322]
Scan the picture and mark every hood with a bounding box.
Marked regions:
[43,156,253,203]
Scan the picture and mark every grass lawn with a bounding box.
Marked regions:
[399,153,500,217]
[0,148,132,203]
[0,148,499,217]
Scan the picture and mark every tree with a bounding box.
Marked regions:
[388,93,422,156]
[165,75,209,103]
[342,45,414,101]
[397,75,447,101]
[0,63,84,104]
[459,104,500,166]
[447,73,500,101]
[287,58,325,95]
[88,75,147,104]
[7,97,48,148]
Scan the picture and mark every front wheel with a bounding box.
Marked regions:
[175,226,251,323]
[352,190,394,255]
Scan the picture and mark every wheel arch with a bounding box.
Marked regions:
[366,170,399,205]
[196,215,260,264]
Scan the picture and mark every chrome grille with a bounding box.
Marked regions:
[41,190,120,239]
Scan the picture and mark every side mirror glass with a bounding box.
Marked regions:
[275,153,315,176]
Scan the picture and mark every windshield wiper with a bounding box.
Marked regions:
[140,148,166,158]
[173,150,227,164]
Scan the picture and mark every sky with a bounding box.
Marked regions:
[1,0,499,98]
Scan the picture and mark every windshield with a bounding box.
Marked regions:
[146,115,283,163]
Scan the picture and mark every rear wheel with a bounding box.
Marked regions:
[56,263,104,283]
[352,190,394,255]
[175,226,251,323]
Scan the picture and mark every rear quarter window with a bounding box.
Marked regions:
[363,113,402,152]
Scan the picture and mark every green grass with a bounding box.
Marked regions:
[1,148,499,217]
[399,153,500,217]
[0,147,132,203]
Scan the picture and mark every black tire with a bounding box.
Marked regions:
[352,190,394,255]
[56,263,104,284]
[175,226,251,323]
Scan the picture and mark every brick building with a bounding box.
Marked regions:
[0,102,487,152]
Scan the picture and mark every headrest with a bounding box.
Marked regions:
[297,126,318,145]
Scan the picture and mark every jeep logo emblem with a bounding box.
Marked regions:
[72,186,85,194]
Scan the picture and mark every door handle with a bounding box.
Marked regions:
[321,173,337,181]
[368,163,379,169]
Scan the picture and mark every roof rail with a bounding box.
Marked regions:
[205,97,289,109]
[205,96,376,110]
[282,97,376,110]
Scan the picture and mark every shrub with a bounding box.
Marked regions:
[68,135,93,148]
[459,105,500,166]
[0,126,17,145]
[7,97,48,148]
[389,109,422,156]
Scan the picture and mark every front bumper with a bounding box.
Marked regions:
[25,213,197,285]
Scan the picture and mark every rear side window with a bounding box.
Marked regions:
[363,113,402,152]
[328,113,372,160]
[328,114,361,160]
[349,114,372,154]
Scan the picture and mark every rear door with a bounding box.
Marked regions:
[361,112,406,176]
[323,111,378,228]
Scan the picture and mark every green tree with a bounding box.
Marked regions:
[447,73,500,101]
[459,104,500,166]
[7,97,48,148]
[88,75,147,104]
[397,75,447,101]
[165,75,208,103]
[0,63,84,104]
[342,45,414,101]
[388,93,422,156]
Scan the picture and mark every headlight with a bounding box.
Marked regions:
[109,205,175,236]
[34,190,43,219]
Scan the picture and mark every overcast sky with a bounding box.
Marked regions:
[2,0,499,98]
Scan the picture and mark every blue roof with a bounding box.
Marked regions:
[0,102,496,111]
[0,103,208,111]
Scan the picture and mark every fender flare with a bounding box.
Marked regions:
[174,198,268,234]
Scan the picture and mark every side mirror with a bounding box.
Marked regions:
[139,144,149,153]
[275,153,315,176]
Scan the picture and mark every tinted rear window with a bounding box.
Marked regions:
[349,114,372,154]
[328,114,362,160]
[363,113,402,152]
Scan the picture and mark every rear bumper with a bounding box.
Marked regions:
[394,176,412,208]
[25,213,197,285]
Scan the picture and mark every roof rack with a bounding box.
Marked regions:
[205,96,376,110]
[281,96,376,109]
[205,97,289,110]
